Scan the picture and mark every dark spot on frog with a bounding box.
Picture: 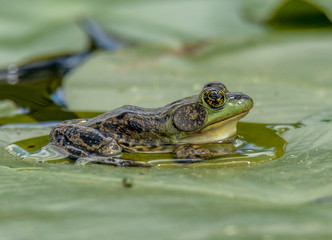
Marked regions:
[121,141,130,147]
[116,113,127,120]
[101,121,118,131]
[159,131,168,137]
[62,135,70,146]
[67,147,85,157]
[27,145,35,149]
[51,128,68,145]
[158,115,168,123]
[67,155,78,161]
[135,147,144,151]
[127,120,143,133]
[79,132,103,147]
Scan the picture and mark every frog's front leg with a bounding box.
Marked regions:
[174,143,235,159]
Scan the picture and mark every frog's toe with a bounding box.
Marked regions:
[175,143,235,159]
[175,144,214,159]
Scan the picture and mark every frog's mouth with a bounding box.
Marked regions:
[179,111,249,144]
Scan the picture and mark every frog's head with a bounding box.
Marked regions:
[173,82,253,144]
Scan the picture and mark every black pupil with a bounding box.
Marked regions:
[209,91,221,100]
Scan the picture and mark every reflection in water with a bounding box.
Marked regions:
[5,122,290,168]
[6,143,74,164]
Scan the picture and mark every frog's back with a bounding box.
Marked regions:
[81,106,172,152]
[85,96,195,134]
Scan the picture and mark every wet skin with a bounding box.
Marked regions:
[49,82,253,167]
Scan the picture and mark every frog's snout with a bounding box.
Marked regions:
[230,92,253,110]
[242,94,254,110]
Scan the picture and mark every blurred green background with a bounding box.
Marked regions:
[1,0,332,239]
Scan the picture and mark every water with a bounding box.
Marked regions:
[5,122,290,168]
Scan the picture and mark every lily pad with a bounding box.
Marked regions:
[1,0,332,240]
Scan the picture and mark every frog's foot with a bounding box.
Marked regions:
[49,124,121,158]
[53,145,152,167]
[86,157,153,168]
[174,143,235,159]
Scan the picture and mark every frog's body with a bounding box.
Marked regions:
[49,82,253,167]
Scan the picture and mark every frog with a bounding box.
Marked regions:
[49,82,253,167]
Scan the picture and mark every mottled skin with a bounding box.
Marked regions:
[49,82,253,167]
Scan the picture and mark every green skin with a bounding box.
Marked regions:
[49,82,253,167]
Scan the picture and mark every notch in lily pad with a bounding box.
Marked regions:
[267,0,332,29]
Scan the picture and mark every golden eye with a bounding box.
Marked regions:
[203,89,225,108]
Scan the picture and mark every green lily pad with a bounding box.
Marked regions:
[1,0,332,239]
[0,0,263,65]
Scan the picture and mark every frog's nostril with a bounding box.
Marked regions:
[233,92,243,100]
[233,93,252,102]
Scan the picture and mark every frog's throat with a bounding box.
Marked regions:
[179,111,249,144]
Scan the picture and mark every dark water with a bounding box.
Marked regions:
[0,19,127,125]
[5,122,290,168]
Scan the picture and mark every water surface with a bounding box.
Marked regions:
[6,122,290,168]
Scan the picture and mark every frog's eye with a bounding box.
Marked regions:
[203,89,225,108]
